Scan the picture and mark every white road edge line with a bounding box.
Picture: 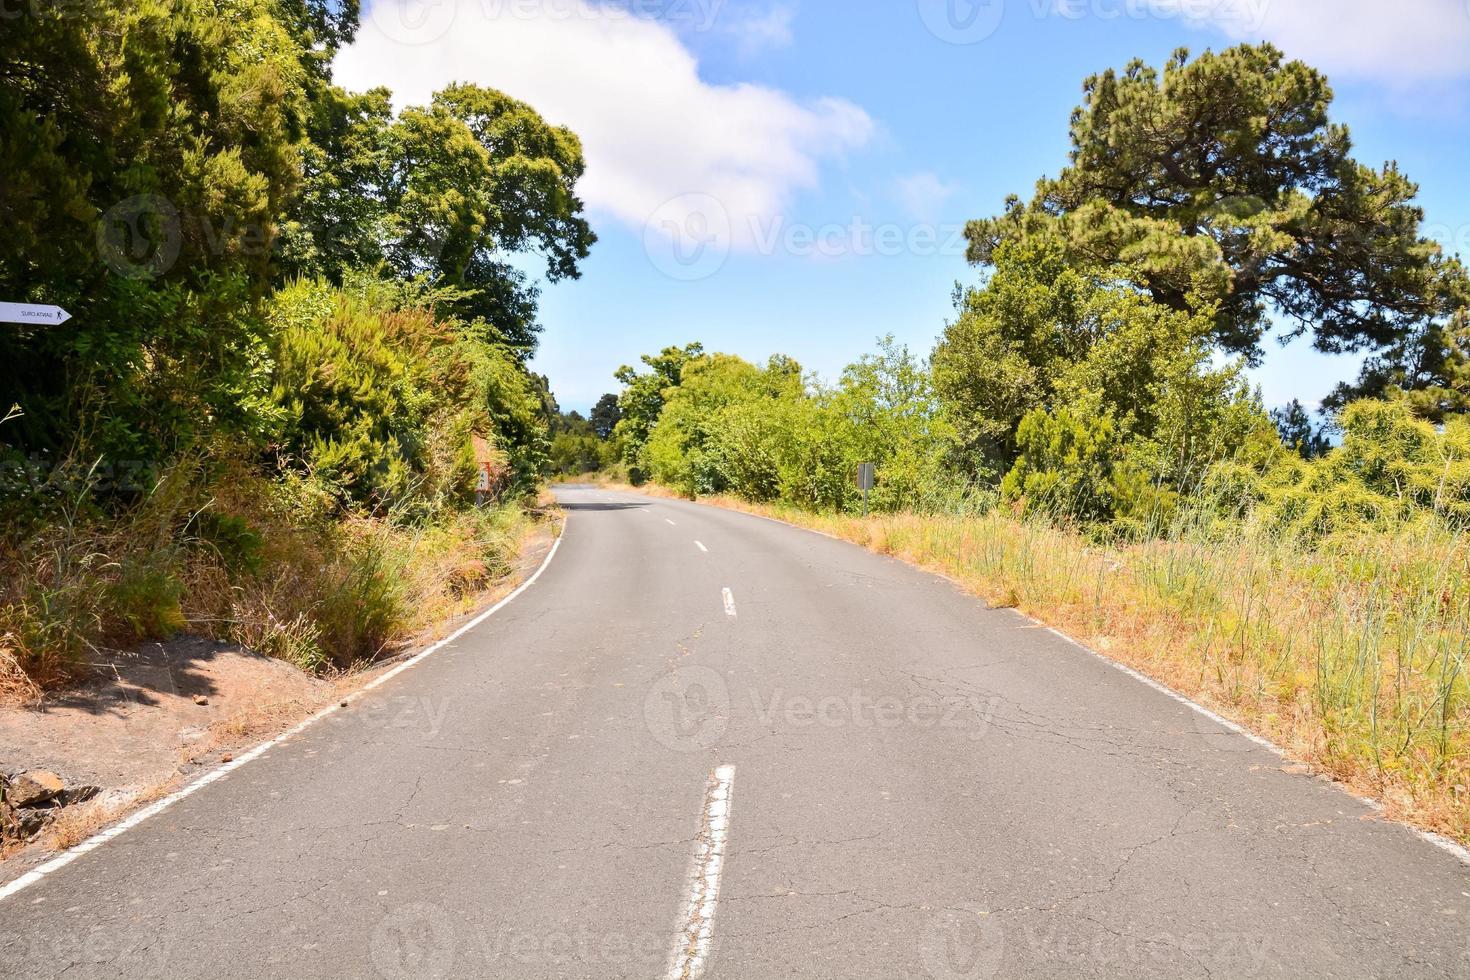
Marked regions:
[641,493,1470,868]
[666,764,736,980]
[695,541,708,553]
[1028,615,1470,867]
[0,520,569,905]
[721,588,736,618]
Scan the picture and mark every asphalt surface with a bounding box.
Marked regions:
[2,484,1468,979]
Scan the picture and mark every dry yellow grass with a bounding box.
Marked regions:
[42,779,176,853]
[0,643,41,707]
[581,478,1470,846]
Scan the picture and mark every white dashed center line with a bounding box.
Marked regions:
[695,541,708,552]
[666,765,736,980]
[665,518,677,526]
[722,588,737,618]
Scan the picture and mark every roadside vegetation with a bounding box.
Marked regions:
[1,2,583,698]
[578,47,1470,843]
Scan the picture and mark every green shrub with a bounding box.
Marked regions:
[1002,404,1120,524]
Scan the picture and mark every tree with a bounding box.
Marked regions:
[936,237,1274,524]
[826,337,958,511]
[590,394,622,440]
[643,354,767,495]
[613,343,704,475]
[934,237,1240,475]
[965,45,1464,375]
[267,274,551,511]
[283,83,596,354]
[1271,400,1331,459]
[0,0,315,462]
[1324,292,1470,424]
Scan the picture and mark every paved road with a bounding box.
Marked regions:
[2,485,1468,979]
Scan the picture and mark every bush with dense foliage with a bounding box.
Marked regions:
[0,0,589,692]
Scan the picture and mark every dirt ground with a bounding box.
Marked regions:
[0,636,335,794]
[0,518,557,866]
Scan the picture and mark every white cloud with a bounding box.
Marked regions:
[895,172,958,222]
[1179,0,1470,83]
[337,0,873,250]
[718,3,796,56]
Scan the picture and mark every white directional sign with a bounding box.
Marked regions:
[0,303,71,325]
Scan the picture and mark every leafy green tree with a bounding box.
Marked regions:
[1260,400,1470,535]
[824,337,959,511]
[284,83,596,353]
[643,354,770,495]
[936,238,1274,526]
[613,343,704,477]
[0,0,314,461]
[589,394,622,440]
[1002,405,1120,525]
[1325,298,1470,424]
[549,429,610,476]
[934,237,1239,476]
[279,86,396,278]
[966,44,1467,389]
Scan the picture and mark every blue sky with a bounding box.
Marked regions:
[338,0,1470,415]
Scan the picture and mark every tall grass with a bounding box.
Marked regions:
[1,458,543,698]
[661,488,1470,845]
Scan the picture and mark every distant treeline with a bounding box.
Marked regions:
[603,45,1470,539]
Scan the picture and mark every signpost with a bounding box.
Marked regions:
[476,463,492,508]
[857,462,875,517]
[0,303,71,326]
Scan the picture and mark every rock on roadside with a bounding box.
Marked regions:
[2,770,102,846]
[7,770,63,807]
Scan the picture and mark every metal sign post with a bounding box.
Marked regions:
[476,463,492,508]
[857,462,874,517]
